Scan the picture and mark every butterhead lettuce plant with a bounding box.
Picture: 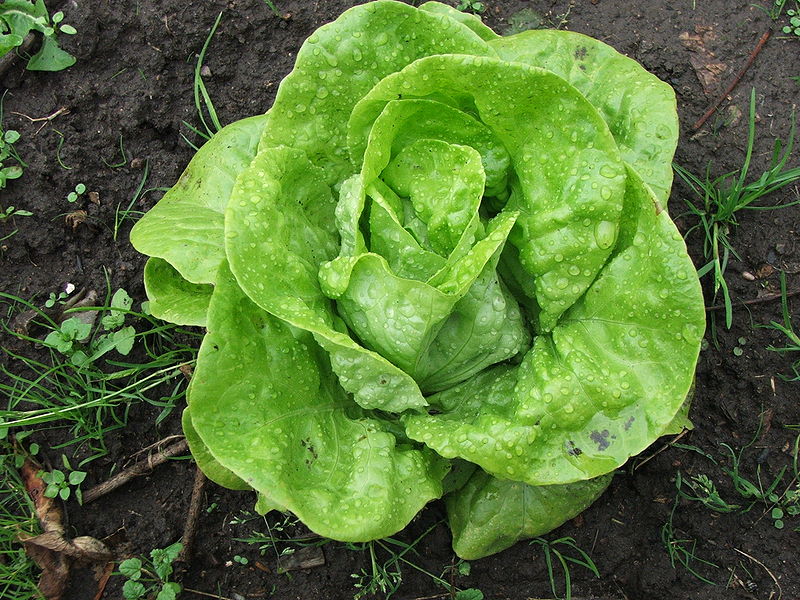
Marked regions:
[131,1,705,559]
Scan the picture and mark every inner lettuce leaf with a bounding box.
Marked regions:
[130,1,705,560]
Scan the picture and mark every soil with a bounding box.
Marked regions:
[1,1,799,599]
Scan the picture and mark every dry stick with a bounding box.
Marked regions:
[692,29,771,131]
[181,589,237,600]
[705,288,800,312]
[733,548,782,600]
[82,439,189,503]
[633,429,689,472]
[178,466,207,562]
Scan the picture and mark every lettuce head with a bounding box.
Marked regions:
[131,1,705,559]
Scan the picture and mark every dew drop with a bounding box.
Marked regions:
[593,221,616,249]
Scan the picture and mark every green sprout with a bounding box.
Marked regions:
[66,182,86,203]
[676,89,800,329]
[40,455,86,503]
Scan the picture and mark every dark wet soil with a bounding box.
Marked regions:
[1,1,799,599]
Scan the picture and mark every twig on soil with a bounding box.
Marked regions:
[91,561,114,600]
[178,466,207,562]
[632,429,689,472]
[127,434,185,464]
[692,29,771,131]
[733,548,782,600]
[182,588,237,600]
[82,438,189,504]
[0,33,36,78]
[10,106,70,134]
[705,288,800,312]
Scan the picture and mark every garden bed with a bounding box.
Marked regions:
[1,1,799,599]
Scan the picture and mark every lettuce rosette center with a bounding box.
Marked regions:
[130,1,704,560]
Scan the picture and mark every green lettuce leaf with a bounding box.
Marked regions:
[447,470,612,560]
[143,258,212,327]
[490,30,678,205]
[188,262,448,541]
[130,114,267,285]
[404,166,704,485]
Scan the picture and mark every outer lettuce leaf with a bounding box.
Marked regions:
[224,146,429,412]
[404,166,704,485]
[130,114,267,285]
[419,2,499,42]
[490,30,678,205]
[189,262,449,541]
[348,54,626,331]
[181,407,251,491]
[143,258,212,327]
[447,470,612,560]
[258,0,494,185]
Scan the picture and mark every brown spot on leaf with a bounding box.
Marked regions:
[590,429,611,451]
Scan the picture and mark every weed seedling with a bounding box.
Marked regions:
[763,272,800,381]
[661,493,721,585]
[676,472,739,513]
[181,13,223,150]
[0,1,77,71]
[40,454,86,503]
[676,89,800,329]
[118,542,182,600]
[456,0,486,13]
[530,536,600,600]
[260,0,286,18]
[44,286,73,308]
[0,206,32,221]
[782,2,800,36]
[1,289,199,460]
[0,93,26,190]
[66,182,86,203]
[0,436,42,600]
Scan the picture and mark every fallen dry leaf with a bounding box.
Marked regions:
[19,458,112,600]
[679,25,728,95]
[64,210,88,231]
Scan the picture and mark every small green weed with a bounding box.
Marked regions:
[660,492,721,585]
[456,0,486,14]
[1,289,199,460]
[118,542,182,600]
[763,272,800,381]
[181,13,223,150]
[113,160,154,241]
[0,0,77,71]
[0,205,32,221]
[40,454,86,503]
[675,89,800,330]
[260,0,285,18]
[0,93,26,192]
[66,182,86,203]
[784,7,800,36]
[234,513,482,600]
[102,134,128,168]
[0,436,42,600]
[529,536,600,600]
[42,288,137,366]
[676,472,740,513]
[767,0,800,35]
[44,286,73,309]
